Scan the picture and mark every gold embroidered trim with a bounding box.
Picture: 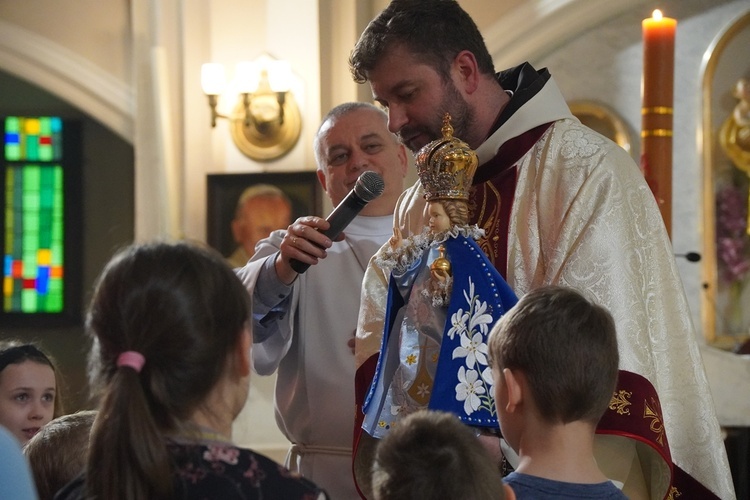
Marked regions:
[643,398,666,446]
[608,389,632,415]
[665,486,682,499]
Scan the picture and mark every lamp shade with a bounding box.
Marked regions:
[267,60,292,92]
[201,63,226,95]
[235,62,261,93]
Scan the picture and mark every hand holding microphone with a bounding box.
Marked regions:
[288,171,385,274]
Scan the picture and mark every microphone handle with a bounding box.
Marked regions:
[289,258,312,274]
[289,192,370,274]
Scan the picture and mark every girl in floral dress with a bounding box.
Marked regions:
[56,242,327,500]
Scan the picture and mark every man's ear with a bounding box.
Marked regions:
[230,218,242,244]
[316,169,328,193]
[397,143,408,177]
[236,325,252,377]
[503,368,523,412]
[453,50,480,94]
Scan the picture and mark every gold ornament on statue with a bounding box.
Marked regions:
[430,244,451,278]
[719,77,750,233]
[416,113,478,201]
[427,243,452,308]
[416,113,481,306]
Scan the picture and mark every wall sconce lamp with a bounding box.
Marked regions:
[201,56,302,161]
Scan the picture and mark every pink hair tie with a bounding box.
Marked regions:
[116,351,146,373]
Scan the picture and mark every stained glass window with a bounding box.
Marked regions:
[3,117,65,313]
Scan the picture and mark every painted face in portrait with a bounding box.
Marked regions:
[232,195,292,257]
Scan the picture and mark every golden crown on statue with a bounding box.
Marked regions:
[416,113,478,201]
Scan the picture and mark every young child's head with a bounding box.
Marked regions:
[0,341,63,444]
[23,410,97,500]
[84,241,253,499]
[488,286,619,444]
[426,199,469,232]
[371,410,512,500]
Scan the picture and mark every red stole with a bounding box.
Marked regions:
[470,123,553,278]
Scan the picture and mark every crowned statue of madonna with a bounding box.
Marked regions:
[361,114,518,438]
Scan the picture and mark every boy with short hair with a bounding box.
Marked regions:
[371,409,514,500]
[23,410,97,500]
[487,286,626,498]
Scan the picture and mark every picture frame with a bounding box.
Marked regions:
[206,171,322,258]
[699,11,750,350]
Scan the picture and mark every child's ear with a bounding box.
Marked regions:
[503,368,523,412]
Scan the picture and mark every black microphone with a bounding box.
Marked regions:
[676,252,701,263]
[289,170,385,274]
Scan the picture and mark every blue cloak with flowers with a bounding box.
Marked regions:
[361,225,517,437]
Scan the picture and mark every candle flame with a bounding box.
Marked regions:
[652,9,663,20]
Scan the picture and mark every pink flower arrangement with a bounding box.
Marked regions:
[716,184,750,284]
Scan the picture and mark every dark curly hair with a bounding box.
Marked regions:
[350,0,495,84]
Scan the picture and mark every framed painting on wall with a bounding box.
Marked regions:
[206,171,322,263]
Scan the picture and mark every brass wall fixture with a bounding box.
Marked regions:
[201,55,301,161]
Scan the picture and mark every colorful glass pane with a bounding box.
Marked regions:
[3,116,63,163]
[3,116,65,313]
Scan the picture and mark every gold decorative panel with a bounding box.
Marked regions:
[700,10,750,349]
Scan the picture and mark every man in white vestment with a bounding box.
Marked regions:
[349,1,735,499]
[235,102,408,500]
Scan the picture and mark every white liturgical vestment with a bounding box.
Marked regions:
[356,70,735,499]
[236,215,393,500]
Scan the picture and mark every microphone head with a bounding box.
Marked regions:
[676,252,702,262]
[353,171,385,202]
[685,252,701,262]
